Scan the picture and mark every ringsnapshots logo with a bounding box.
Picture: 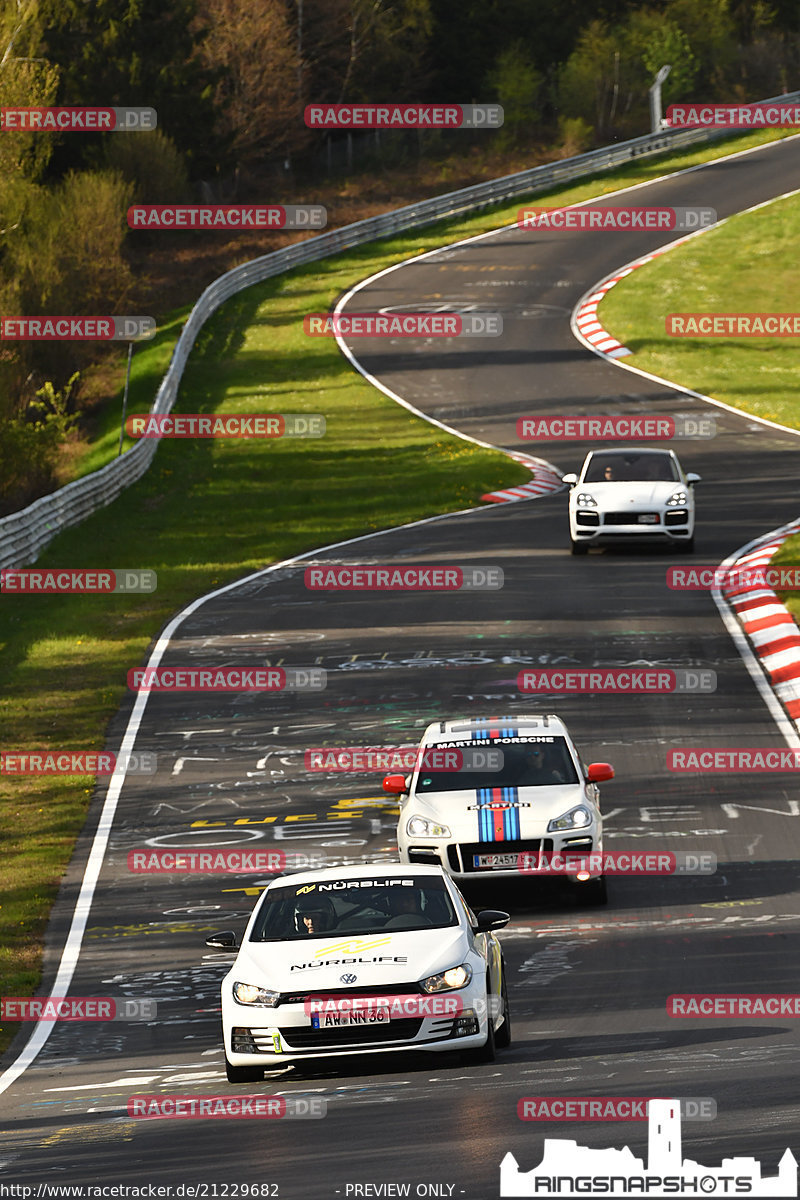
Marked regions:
[667,102,800,127]
[128,1095,326,1120]
[517,206,716,231]
[304,103,503,129]
[517,415,715,440]
[1,997,157,1021]
[517,850,716,876]
[667,313,800,337]
[0,316,155,340]
[304,312,502,337]
[1,569,156,593]
[125,413,325,438]
[668,747,800,773]
[127,667,326,692]
[517,1097,716,1122]
[128,205,326,230]
[2,750,156,775]
[305,746,504,773]
[668,564,800,590]
[518,668,716,694]
[0,106,156,130]
[304,565,503,591]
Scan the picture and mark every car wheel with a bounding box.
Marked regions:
[225,1056,264,1084]
[677,536,695,553]
[494,966,511,1049]
[462,978,497,1064]
[576,876,608,906]
[570,539,589,556]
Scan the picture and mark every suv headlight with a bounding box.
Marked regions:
[576,493,597,507]
[548,805,592,832]
[667,491,688,506]
[233,981,280,1007]
[421,964,472,993]
[406,815,451,838]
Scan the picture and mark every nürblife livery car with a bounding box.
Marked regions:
[562,447,700,554]
[384,716,614,903]
[206,863,510,1081]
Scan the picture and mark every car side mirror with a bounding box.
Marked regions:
[473,909,510,933]
[561,473,578,487]
[382,773,409,795]
[686,473,701,485]
[205,930,238,949]
[586,762,614,783]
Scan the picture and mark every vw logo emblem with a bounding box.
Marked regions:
[340,973,357,984]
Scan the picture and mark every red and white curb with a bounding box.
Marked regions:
[573,250,673,358]
[481,452,564,503]
[719,520,800,727]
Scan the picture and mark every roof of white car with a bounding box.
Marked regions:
[420,714,568,743]
[269,861,449,890]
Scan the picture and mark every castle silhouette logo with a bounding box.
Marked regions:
[500,1099,797,1197]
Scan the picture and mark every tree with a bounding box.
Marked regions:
[485,41,543,145]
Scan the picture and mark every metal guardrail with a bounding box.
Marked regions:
[2,94,797,569]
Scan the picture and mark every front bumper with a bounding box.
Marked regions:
[401,832,602,882]
[571,509,693,543]
[222,988,489,1064]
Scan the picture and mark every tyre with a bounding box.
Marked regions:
[225,1056,263,1084]
[677,536,695,553]
[570,539,589,556]
[576,876,608,906]
[494,967,511,1049]
[462,978,497,1064]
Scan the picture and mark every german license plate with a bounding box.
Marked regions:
[473,852,518,868]
[310,1010,389,1028]
[637,514,659,524]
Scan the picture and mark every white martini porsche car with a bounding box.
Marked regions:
[562,447,700,554]
[207,863,510,1081]
[385,715,614,903]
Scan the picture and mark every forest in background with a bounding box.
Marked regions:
[1,0,798,513]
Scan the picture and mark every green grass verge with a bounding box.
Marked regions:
[768,535,800,626]
[0,123,795,1060]
[597,184,800,429]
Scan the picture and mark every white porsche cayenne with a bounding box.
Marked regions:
[562,447,700,554]
[207,863,511,1082]
[386,715,614,903]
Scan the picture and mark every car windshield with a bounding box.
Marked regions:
[415,737,579,794]
[583,452,679,483]
[249,875,459,941]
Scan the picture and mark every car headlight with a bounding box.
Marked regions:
[420,964,473,993]
[576,493,597,507]
[548,805,592,832]
[406,815,451,838]
[233,981,280,1007]
[667,491,688,506]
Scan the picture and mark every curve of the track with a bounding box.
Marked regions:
[2,136,800,1197]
